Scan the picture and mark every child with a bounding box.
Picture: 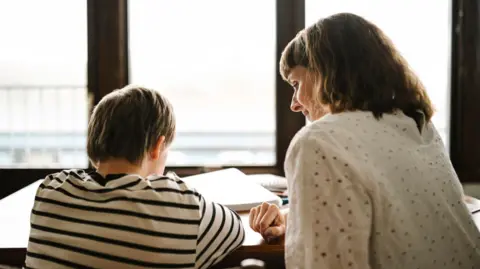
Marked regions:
[25,85,245,269]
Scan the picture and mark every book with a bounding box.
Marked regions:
[248,174,287,192]
[182,168,283,212]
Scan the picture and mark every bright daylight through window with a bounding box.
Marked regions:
[0,0,88,168]
[129,0,277,166]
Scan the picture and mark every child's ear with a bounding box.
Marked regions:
[150,136,166,160]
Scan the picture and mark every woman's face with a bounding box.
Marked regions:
[287,66,329,121]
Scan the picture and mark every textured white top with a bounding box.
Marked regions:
[284,111,480,269]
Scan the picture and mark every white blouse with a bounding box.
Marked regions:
[284,111,480,269]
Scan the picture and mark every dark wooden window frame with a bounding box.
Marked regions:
[449,0,480,183]
[1,0,479,198]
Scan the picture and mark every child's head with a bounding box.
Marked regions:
[87,85,176,175]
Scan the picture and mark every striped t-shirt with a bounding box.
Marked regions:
[25,169,245,269]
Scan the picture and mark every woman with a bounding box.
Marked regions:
[249,13,480,269]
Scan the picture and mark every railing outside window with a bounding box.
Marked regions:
[0,86,275,168]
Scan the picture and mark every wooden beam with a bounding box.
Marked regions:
[275,0,306,175]
[87,0,129,108]
[450,0,480,183]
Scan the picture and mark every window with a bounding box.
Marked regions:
[128,0,277,166]
[0,0,88,168]
[305,0,451,146]
[1,0,478,198]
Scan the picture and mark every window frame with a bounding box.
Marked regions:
[2,0,480,199]
[449,0,480,183]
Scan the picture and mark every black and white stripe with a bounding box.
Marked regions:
[26,169,245,269]
[195,197,245,269]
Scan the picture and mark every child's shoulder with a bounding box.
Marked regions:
[42,169,87,185]
[146,173,201,198]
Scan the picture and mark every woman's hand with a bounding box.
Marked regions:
[249,202,286,240]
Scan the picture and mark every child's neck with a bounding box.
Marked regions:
[96,159,149,178]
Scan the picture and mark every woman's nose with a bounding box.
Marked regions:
[290,97,303,112]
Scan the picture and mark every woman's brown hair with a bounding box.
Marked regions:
[280,12,434,124]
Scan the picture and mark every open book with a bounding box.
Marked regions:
[182,168,283,212]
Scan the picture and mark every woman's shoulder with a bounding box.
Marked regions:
[287,117,347,161]
[288,121,327,150]
[286,111,385,166]
[291,112,359,146]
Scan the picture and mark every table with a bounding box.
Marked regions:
[2,181,480,269]
[0,180,285,269]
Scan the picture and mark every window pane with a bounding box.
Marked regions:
[129,0,276,166]
[306,0,451,146]
[0,0,88,168]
